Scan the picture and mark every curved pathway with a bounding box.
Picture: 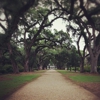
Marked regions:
[6,70,99,100]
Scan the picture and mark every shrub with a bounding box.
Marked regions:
[18,64,24,72]
[68,67,80,71]
[84,65,91,72]
[97,66,100,73]
[0,64,13,74]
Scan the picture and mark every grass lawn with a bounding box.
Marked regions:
[57,70,100,98]
[57,70,100,82]
[0,70,44,100]
[69,75,100,82]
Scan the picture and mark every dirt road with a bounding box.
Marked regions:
[6,70,99,100]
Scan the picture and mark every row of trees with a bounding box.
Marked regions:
[0,28,79,73]
[0,0,100,73]
[53,0,100,73]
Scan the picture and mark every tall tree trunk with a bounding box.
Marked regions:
[10,57,19,73]
[24,54,29,72]
[90,56,98,73]
[70,66,71,71]
[76,16,100,73]
[76,34,86,73]
[80,58,85,73]
[0,50,3,58]
[7,43,19,73]
[87,44,99,73]
[24,39,31,72]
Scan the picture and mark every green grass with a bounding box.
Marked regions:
[57,70,71,74]
[70,75,100,82]
[57,70,100,82]
[0,73,40,99]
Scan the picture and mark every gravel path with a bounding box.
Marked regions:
[6,70,99,100]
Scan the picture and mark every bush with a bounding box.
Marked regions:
[97,67,100,73]
[84,65,91,72]
[67,67,80,71]
[0,64,13,74]
[18,64,24,72]
[0,64,24,74]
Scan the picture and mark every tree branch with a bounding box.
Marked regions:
[0,22,6,32]
[79,0,94,27]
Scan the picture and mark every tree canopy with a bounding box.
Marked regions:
[0,0,100,73]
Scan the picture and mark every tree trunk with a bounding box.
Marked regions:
[80,58,85,73]
[24,45,31,72]
[70,66,71,71]
[90,56,98,73]
[88,45,99,73]
[0,50,3,58]
[29,66,33,72]
[75,66,76,72]
[7,43,19,73]
[76,34,86,73]
[10,57,19,73]
[24,55,29,72]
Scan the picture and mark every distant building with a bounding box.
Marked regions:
[47,65,56,69]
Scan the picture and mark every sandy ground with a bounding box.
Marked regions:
[6,70,99,100]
